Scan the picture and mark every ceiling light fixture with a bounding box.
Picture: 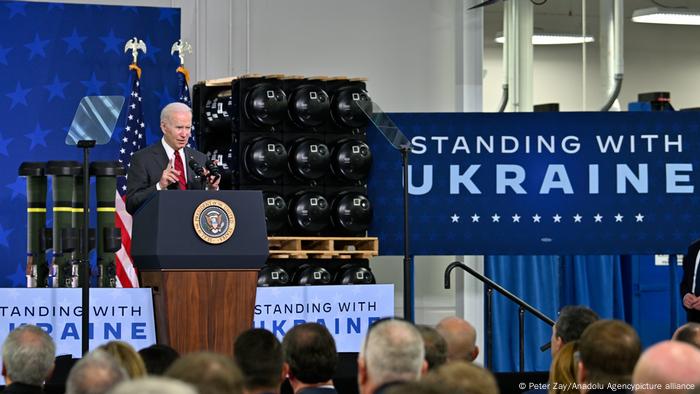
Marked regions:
[495,32,594,45]
[632,7,700,25]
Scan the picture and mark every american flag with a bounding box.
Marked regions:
[176,65,197,149]
[114,64,145,288]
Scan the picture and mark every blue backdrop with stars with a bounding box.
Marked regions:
[0,1,180,287]
[368,111,700,256]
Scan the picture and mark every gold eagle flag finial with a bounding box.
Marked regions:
[124,37,147,65]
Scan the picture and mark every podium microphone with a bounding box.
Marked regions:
[205,160,221,177]
[188,159,205,179]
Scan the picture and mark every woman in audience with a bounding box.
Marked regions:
[97,340,147,379]
[548,341,578,394]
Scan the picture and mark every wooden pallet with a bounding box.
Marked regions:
[267,236,378,260]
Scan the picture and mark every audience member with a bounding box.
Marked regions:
[165,352,243,394]
[576,320,641,394]
[357,319,426,394]
[632,340,700,394]
[548,341,578,394]
[382,381,453,394]
[435,317,479,362]
[234,328,285,394]
[1,324,56,394]
[108,376,196,394]
[65,350,128,394]
[422,361,499,394]
[551,306,599,356]
[138,344,180,375]
[672,322,700,349]
[282,323,337,394]
[96,341,146,379]
[416,325,447,371]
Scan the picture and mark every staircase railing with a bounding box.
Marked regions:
[444,261,555,372]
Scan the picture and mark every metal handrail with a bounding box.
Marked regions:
[444,261,555,372]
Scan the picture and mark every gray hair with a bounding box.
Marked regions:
[66,350,128,394]
[2,324,56,385]
[360,319,425,385]
[160,102,191,123]
[108,377,197,394]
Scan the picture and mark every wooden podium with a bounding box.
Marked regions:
[131,190,268,355]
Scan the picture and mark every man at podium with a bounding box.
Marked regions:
[126,102,219,214]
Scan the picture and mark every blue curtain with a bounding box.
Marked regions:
[486,255,625,372]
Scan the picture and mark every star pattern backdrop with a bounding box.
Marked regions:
[0,1,180,287]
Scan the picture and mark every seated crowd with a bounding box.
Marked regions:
[2,307,700,394]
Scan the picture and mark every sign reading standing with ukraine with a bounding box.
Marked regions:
[368,111,700,255]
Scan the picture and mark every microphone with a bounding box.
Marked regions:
[205,160,221,177]
[188,159,205,178]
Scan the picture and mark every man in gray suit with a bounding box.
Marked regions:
[126,102,219,214]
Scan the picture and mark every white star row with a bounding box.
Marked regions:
[449,212,645,224]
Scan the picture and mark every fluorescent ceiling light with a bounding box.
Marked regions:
[495,32,594,45]
[632,7,700,25]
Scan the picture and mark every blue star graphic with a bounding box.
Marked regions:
[0,223,13,248]
[6,264,25,288]
[81,72,106,95]
[153,86,174,109]
[62,28,87,54]
[99,29,124,54]
[6,81,31,109]
[0,46,12,65]
[6,177,25,200]
[5,2,26,18]
[25,123,51,150]
[141,37,161,64]
[47,4,64,11]
[45,75,70,102]
[24,33,50,60]
[0,132,13,156]
[121,6,139,14]
[159,8,178,26]
[117,81,132,98]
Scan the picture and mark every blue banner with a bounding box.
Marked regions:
[254,284,394,352]
[0,288,156,384]
[368,112,700,255]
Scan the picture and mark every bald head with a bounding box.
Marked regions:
[632,340,700,393]
[436,317,479,362]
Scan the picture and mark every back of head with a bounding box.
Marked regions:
[66,350,128,394]
[548,341,578,394]
[165,352,243,394]
[422,361,499,394]
[672,323,700,349]
[383,380,456,394]
[282,323,337,384]
[632,340,700,392]
[109,376,197,394]
[361,319,425,385]
[555,305,599,344]
[234,328,283,391]
[97,341,146,379]
[2,324,56,386]
[138,344,180,375]
[416,325,447,371]
[435,317,478,362]
[578,320,641,385]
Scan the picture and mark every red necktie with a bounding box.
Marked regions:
[173,150,187,190]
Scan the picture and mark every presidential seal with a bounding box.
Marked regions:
[193,199,236,244]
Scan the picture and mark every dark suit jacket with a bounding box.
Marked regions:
[125,142,208,215]
[681,239,700,322]
[297,387,337,394]
[1,382,43,394]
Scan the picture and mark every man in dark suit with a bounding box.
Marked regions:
[282,323,338,394]
[126,102,219,215]
[681,239,700,323]
[2,325,55,394]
